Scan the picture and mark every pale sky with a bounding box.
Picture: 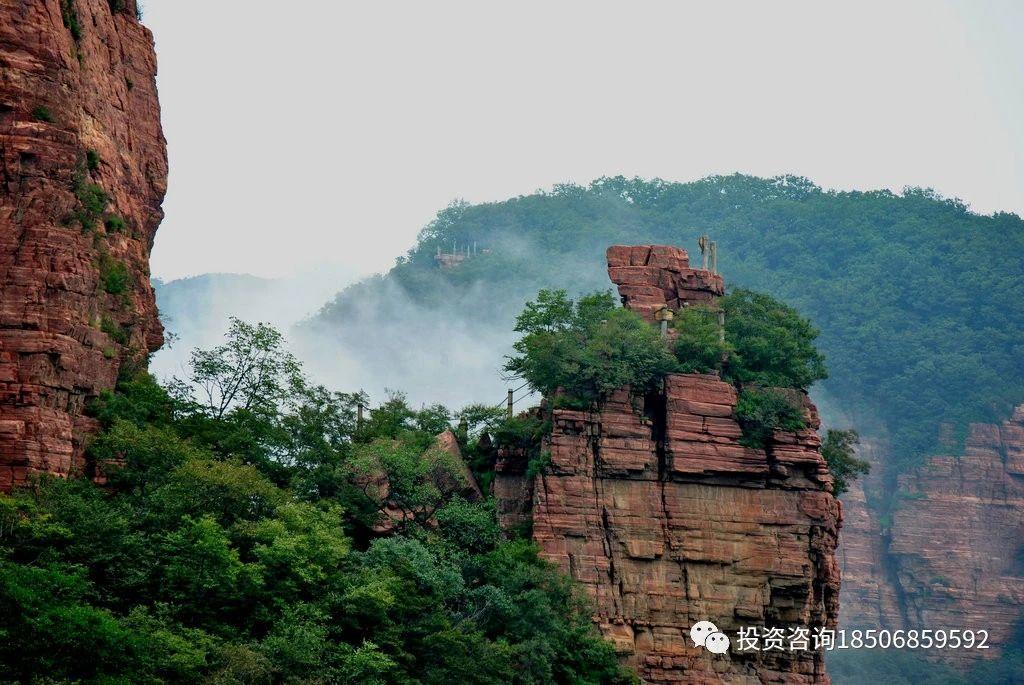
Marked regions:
[146,0,1024,281]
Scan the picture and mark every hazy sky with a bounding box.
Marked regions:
[146,0,1024,281]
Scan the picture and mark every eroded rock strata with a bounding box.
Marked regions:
[0,0,166,490]
[496,245,842,683]
[839,410,1024,667]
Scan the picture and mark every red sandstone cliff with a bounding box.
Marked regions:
[839,410,1024,667]
[0,0,166,490]
[496,245,842,684]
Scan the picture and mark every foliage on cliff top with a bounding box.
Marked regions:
[505,286,826,409]
[310,174,1024,469]
[0,323,631,684]
[672,289,827,390]
[504,289,677,404]
[734,388,807,449]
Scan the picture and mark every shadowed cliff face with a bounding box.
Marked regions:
[0,0,166,489]
[840,410,1024,668]
[495,246,842,684]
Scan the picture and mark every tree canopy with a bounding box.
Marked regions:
[504,289,677,404]
[0,322,631,685]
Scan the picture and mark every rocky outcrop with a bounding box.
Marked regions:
[839,410,1024,666]
[606,244,724,322]
[496,245,842,683]
[0,0,166,490]
[367,430,483,534]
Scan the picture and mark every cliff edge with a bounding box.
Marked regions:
[0,0,166,489]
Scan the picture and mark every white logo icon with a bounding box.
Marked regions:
[705,631,730,654]
[691,620,731,655]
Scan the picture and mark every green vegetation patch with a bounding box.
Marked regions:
[0,320,634,684]
[821,429,870,495]
[104,215,127,234]
[60,0,81,41]
[504,289,677,406]
[735,387,806,449]
[99,315,129,345]
[31,105,54,123]
[67,175,109,232]
[97,252,130,295]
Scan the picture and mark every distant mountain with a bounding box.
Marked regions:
[301,174,1024,470]
[152,269,351,381]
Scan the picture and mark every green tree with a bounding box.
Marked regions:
[721,288,827,389]
[820,429,870,496]
[176,317,304,420]
[505,289,677,404]
[346,438,467,532]
[672,304,731,374]
[734,388,807,448]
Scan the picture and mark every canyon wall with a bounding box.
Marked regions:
[839,410,1024,666]
[0,0,166,490]
[496,245,842,684]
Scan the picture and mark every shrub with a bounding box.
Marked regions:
[721,289,827,390]
[526,450,552,480]
[492,414,549,452]
[104,215,127,233]
[505,289,677,405]
[78,183,109,216]
[98,254,130,295]
[69,182,110,231]
[100,316,128,345]
[821,429,870,496]
[735,388,806,448]
[31,105,54,123]
[86,150,101,171]
[672,305,730,373]
[60,0,82,41]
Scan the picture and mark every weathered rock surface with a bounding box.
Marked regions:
[606,244,724,322]
[0,0,166,490]
[839,410,1024,666]
[496,246,842,683]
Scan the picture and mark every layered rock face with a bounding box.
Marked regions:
[0,0,166,490]
[606,244,724,322]
[839,410,1024,666]
[496,245,842,683]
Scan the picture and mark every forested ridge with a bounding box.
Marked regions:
[312,174,1024,469]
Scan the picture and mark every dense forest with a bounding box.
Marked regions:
[309,175,1024,471]
[0,321,630,684]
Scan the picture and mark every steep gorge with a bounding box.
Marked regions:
[0,0,166,490]
[496,246,842,683]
